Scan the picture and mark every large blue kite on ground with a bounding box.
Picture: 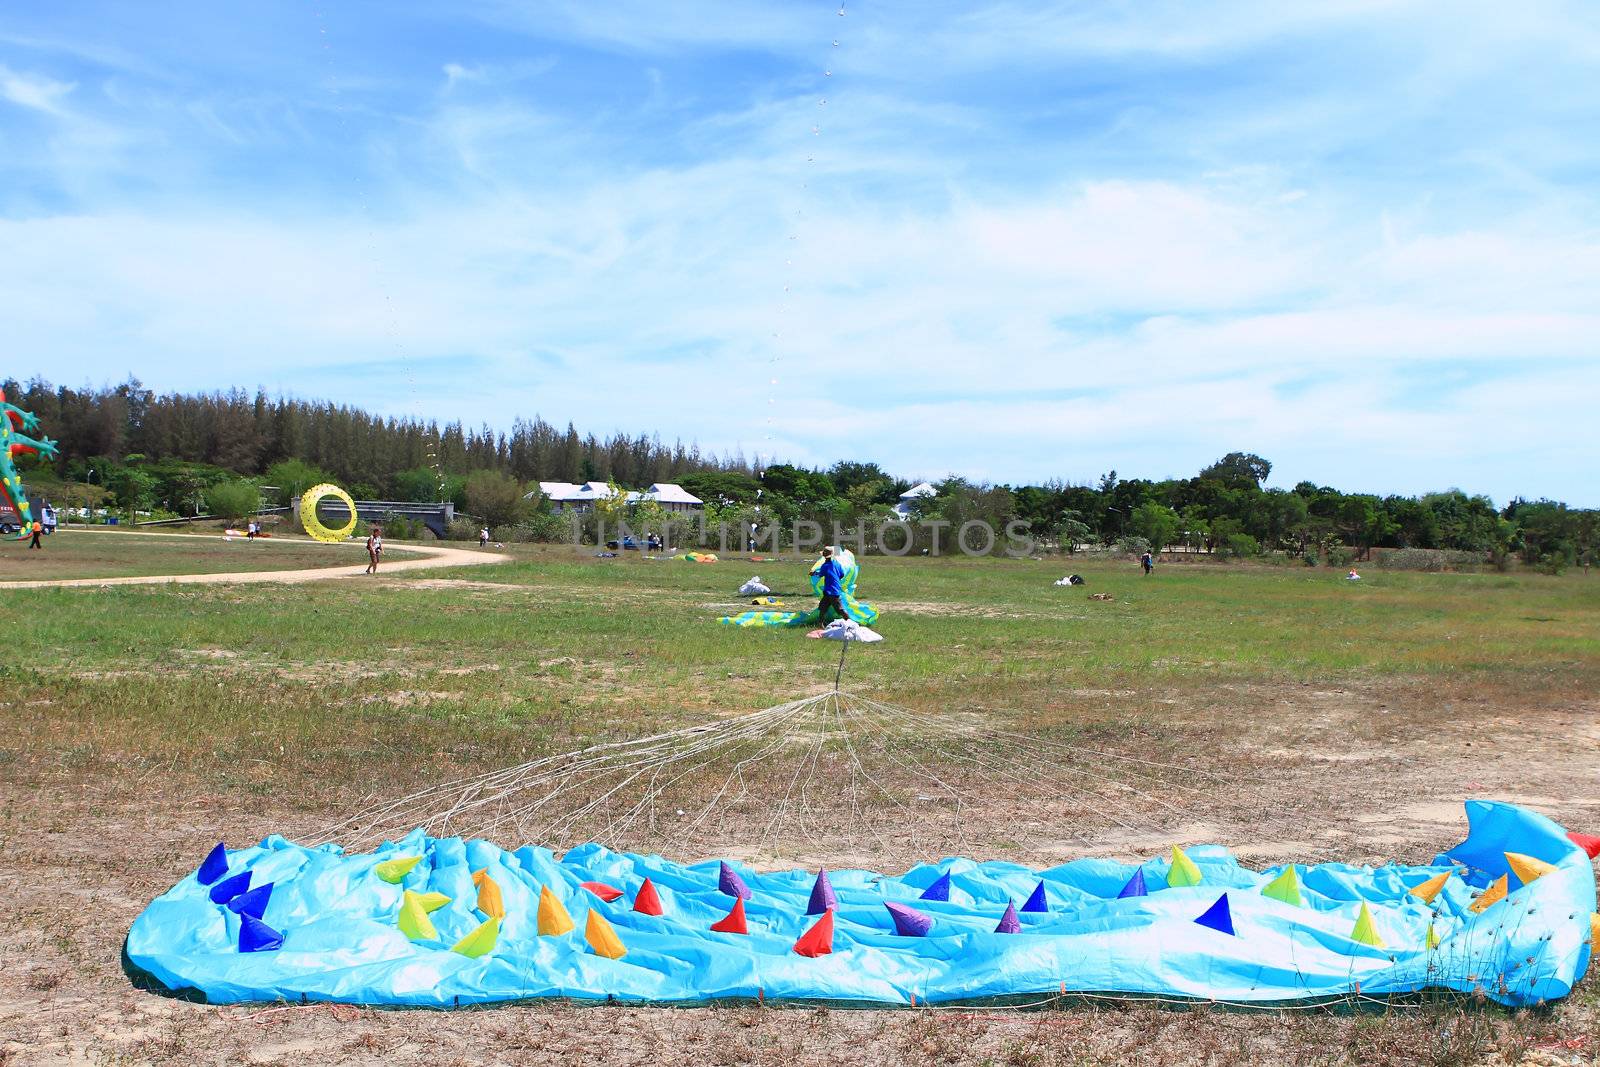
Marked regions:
[126,801,1596,1008]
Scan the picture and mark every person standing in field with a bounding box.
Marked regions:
[815,546,846,624]
[479,526,490,547]
[366,525,383,574]
[28,519,42,549]
[1140,550,1154,575]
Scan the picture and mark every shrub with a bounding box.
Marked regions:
[203,480,261,521]
[1325,546,1355,567]
[1216,532,1260,559]
[1115,536,1151,557]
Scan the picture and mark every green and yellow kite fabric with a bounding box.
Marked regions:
[720,548,879,628]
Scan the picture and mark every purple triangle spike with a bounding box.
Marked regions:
[719,861,752,900]
[919,872,952,902]
[885,901,934,937]
[1194,893,1235,936]
[1117,868,1148,899]
[238,914,284,953]
[806,868,837,914]
[995,901,1021,934]
[197,842,229,886]
[208,871,252,906]
[1021,881,1049,913]
[227,882,273,921]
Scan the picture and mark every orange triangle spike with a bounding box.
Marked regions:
[1504,852,1556,889]
[710,897,749,935]
[1408,871,1451,903]
[585,909,628,959]
[1468,874,1508,914]
[538,885,575,936]
[793,909,834,957]
[633,877,664,915]
[475,871,506,919]
[1590,912,1599,956]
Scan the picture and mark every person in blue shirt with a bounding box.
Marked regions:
[814,546,846,624]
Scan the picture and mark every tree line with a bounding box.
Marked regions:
[9,377,1596,568]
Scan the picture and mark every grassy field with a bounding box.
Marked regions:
[0,527,420,582]
[1,543,1596,1065]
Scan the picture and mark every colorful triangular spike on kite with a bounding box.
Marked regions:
[1350,902,1385,948]
[1194,893,1234,935]
[414,891,451,913]
[719,861,752,901]
[1504,852,1556,889]
[995,901,1021,933]
[451,916,500,958]
[793,909,835,957]
[585,909,627,959]
[885,901,934,937]
[1167,846,1203,888]
[398,890,438,940]
[1590,912,1599,955]
[208,871,252,906]
[1568,830,1600,858]
[538,885,576,936]
[238,914,283,953]
[226,882,273,921]
[581,881,624,902]
[197,842,229,886]
[1117,869,1147,899]
[1261,866,1302,907]
[633,877,664,915]
[710,897,749,934]
[1408,871,1451,903]
[1021,881,1049,913]
[919,872,952,902]
[1425,922,1441,950]
[374,855,422,884]
[472,869,505,919]
[1468,874,1508,914]
[807,869,838,915]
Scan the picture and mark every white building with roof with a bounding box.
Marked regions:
[894,481,937,517]
[530,480,701,513]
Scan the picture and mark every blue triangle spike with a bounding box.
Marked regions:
[197,842,229,885]
[718,861,753,900]
[208,871,252,906]
[995,901,1021,934]
[1194,893,1235,936]
[1117,868,1148,899]
[227,882,273,921]
[238,914,284,953]
[1021,881,1049,913]
[919,872,952,902]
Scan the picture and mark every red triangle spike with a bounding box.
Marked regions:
[1568,831,1600,859]
[633,877,664,915]
[710,897,749,934]
[793,909,834,957]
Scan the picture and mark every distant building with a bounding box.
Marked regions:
[894,482,937,517]
[531,480,702,513]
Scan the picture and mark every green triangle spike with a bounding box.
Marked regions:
[1349,902,1385,948]
[1166,846,1202,888]
[1261,866,1302,907]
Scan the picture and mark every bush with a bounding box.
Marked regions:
[1216,532,1260,559]
[463,471,529,528]
[204,480,261,521]
[375,513,423,540]
[1375,548,1482,572]
[1302,549,1319,567]
[1115,536,1151,556]
[1325,546,1355,568]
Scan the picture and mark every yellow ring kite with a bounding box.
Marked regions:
[299,483,359,543]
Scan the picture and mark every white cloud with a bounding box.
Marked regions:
[0,65,75,115]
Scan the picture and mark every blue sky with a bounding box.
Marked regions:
[3,1,1598,502]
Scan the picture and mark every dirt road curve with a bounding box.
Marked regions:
[1,530,509,589]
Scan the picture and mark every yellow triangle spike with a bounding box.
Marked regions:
[397,892,437,940]
[1261,866,1302,906]
[1166,846,1202,888]
[451,916,500,958]
[1425,922,1440,950]
[538,885,575,936]
[585,909,627,959]
[414,891,452,914]
[1408,871,1451,903]
[476,872,506,920]
[374,855,422,883]
[1590,913,1598,956]
[1468,874,1508,914]
[1350,902,1385,948]
[1504,852,1556,889]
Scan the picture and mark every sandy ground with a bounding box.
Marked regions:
[1,676,1596,1066]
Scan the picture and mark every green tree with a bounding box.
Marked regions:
[463,470,529,528]
[1129,501,1180,550]
[263,458,333,505]
[204,479,261,521]
[1199,452,1272,489]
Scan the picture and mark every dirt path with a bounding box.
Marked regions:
[0,528,509,588]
